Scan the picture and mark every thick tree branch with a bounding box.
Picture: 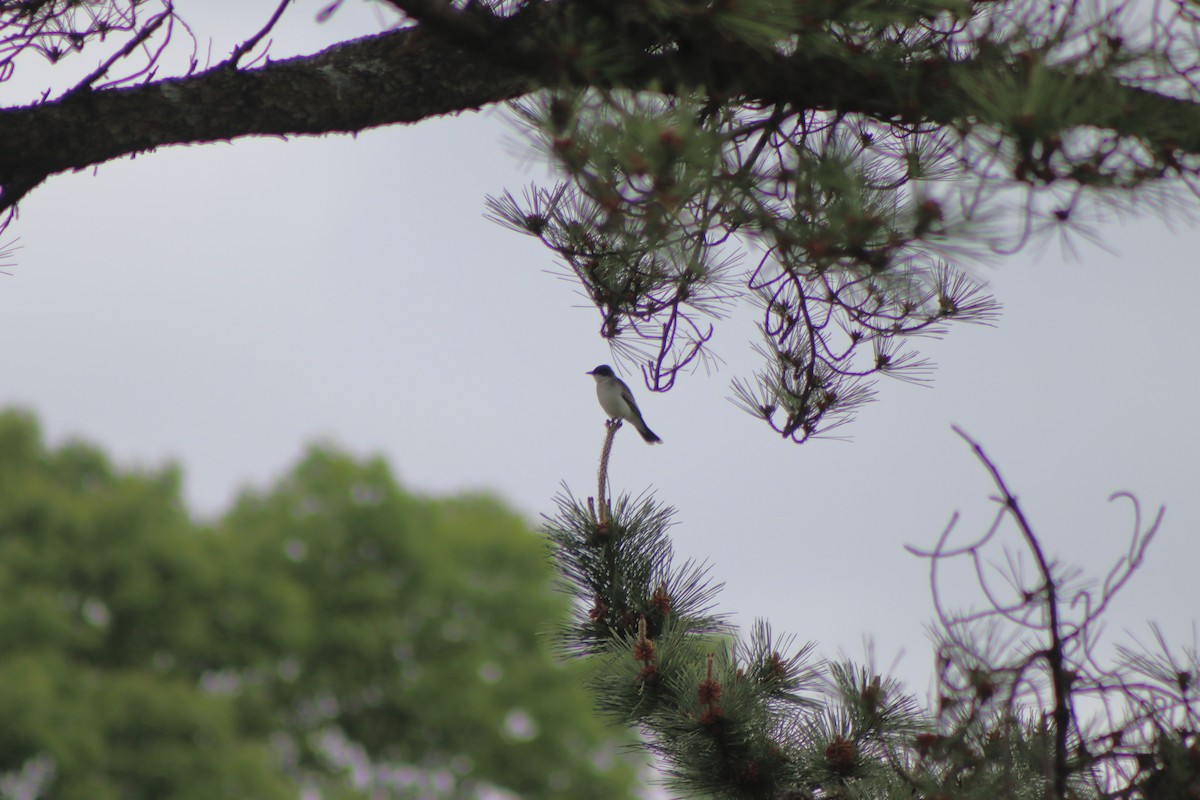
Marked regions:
[0,23,533,208]
[6,0,1200,216]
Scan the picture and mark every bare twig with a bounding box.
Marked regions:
[222,0,292,71]
[953,426,1071,800]
[907,427,1186,796]
[60,3,175,100]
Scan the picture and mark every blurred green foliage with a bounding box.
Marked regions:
[0,409,640,799]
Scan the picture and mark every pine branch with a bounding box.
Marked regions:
[0,21,534,216]
[543,486,937,798]
[596,419,619,525]
[549,431,1196,798]
[11,0,1200,223]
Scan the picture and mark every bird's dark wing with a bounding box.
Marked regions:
[619,383,646,421]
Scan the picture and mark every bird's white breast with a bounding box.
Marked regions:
[596,379,629,418]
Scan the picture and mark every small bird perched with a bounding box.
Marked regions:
[587,365,663,444]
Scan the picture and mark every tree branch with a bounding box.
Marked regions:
[595,419,620,525]
[0,23,534,215]
[954,426,1072,800]
[221,0,292,71]
[7,0,1200,223]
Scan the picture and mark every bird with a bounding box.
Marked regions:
[587,365,662,444]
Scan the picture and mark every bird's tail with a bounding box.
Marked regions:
[634,420,663,444]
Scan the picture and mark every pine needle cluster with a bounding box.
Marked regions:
[485,0,1200,441]
[543,427,1200,799]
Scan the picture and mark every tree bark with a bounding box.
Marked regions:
[0,24,532,204]
[5,2,1200,213]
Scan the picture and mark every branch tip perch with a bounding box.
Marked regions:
[596,419,620,526]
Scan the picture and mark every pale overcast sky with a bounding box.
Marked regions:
[1,0,1196,710]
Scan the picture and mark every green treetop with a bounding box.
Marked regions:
[0,408,642,800]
